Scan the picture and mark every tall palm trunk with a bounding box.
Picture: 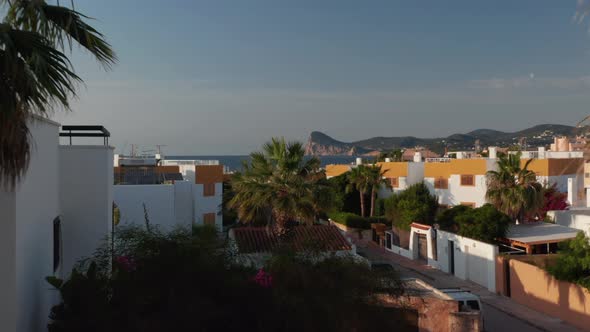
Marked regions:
[359,191,366,217]
[272,211,290,237]
[370,189,376,217]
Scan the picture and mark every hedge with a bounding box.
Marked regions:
[328,212,388,230]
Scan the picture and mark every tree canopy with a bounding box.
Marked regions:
[228,138,335,233]
[547,232,590,291]
[383,182,438,230]
[450,204,511,243]
[486,152,543,222]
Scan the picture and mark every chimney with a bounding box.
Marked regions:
[114,154,120,167]
[538,147,546,159]
[413,152,422,163]
[385,158,392,162]
[488,147,497,159]
[356,157,363,166]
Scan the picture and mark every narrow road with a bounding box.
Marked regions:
[357,244,580,332]
[482,304,542,332]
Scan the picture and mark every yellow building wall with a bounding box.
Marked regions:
[376,162,409,178]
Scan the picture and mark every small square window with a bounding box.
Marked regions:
[203,213,216,226]
[435,178,449,189]
[460,175,475,186]
[203,183,216,196]
[390,177,399,188]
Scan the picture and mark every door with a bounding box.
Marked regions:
[448,240,455,275]
[417,234,428,261]
[386,232,392,249]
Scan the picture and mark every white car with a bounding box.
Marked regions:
[439,288,484,328]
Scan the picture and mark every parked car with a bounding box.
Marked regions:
[439,288,482,311]
[439,288,484,328]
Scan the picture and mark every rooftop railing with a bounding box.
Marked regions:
[59,125,110,145]
[425,158,452,163]
[161,159,220,166]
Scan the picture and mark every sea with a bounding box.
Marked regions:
[167,155,365,172]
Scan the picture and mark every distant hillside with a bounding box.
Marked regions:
[304,124,584,156]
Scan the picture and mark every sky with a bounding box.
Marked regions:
[54,0,590,154]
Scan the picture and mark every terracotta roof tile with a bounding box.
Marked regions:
[231,225,352,254]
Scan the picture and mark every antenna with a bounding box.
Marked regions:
[156,145,167,155]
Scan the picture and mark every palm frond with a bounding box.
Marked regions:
[7,0,117,68]
[0,110,30,189]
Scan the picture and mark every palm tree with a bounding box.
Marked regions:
[228,138,330,234]
[346,165,370,217]
[1,0,117,188]
[486,152,544,223]
[366,165,389,217]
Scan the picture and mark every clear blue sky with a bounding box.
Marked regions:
[56,0,590,154]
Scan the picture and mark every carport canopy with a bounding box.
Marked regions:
[501,222,580,254]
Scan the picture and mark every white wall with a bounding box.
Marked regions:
[174,181,194,225]
[378,177,408,198]
[434,230,498,292]
[114,181,223,231]
[407,162,425,186]
[14,117,60,332]
[193,182,223,230]
[447,174,488,207]
[114,184,177,229]
[0,191,17,332]
[377,163,425,199]
[59,145,114,274]
[548,210,590,237]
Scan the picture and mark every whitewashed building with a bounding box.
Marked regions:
[0,117,113,332]
[113,159,224,232]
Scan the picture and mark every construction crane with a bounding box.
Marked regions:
[576,114,590,129]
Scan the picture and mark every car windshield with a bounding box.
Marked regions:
[466,300,480,311]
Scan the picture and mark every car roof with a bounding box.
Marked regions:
[440,290,480,301]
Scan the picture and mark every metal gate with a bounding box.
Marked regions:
[417,234,428,260]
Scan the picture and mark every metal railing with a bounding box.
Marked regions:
[59,125,110,145]
[161,159,220,166]
[425,158,452,163]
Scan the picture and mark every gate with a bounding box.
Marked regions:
[417,234,428,260]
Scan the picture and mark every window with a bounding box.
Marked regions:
[53,217,61,273]
[203,183,216,196]
[390,177,399,188]
[586,173,590,179]
[203,213,216,226]
[460,202,476,208]
[434,178,449,189]
[460,174,475,186]
[465,300,480,311]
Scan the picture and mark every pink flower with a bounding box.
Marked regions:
[115,255,137,272]
[253,268,272,288]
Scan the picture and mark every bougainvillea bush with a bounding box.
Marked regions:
[46,225,411,332]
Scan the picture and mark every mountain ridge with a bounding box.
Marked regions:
[305,124,584,156]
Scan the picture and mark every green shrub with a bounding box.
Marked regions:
[383,183,438,231]
[46,225,408,332]
[547,232,590,290]
[436,205,471,232]
[441,204,511,243]
[328,212,388,229]
[374,198,386,217]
